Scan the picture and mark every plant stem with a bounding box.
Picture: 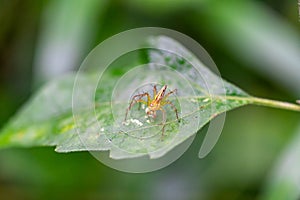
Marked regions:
[249,97,300,112]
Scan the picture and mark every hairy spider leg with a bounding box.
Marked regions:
[162,89,177,101]
[153,85,157,97]
[124,93,150,121]
[159,108,166,135]
[162,100,180,122]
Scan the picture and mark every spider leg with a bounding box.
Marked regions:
[137,100,148,111]
[153,85,157,97]
[124,93,150,121]
[159,108,166,135]
[162,89,177,101]
[129,93,150,109]
[162,100,180,122]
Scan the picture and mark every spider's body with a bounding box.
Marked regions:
[145,85,167,118]
[124,85,179,133]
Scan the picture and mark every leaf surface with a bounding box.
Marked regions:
[0,36,252,159]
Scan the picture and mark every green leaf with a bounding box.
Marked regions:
[261,125,300,200]
[0,36,299,159]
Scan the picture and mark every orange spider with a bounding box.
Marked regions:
[124,85,180,134]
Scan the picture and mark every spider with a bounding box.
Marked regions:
[124,85,180,134]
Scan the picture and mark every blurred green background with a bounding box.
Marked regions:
[0,0,300,199]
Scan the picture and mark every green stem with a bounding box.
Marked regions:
[248,97,300,112]
[218,95,300,112]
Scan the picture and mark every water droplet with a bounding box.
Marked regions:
[190,98,198,103]
[203,98,210,103]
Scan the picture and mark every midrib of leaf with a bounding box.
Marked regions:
[1,89,299,147]
[81,95,300,133]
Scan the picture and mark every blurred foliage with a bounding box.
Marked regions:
[0,0,299,199]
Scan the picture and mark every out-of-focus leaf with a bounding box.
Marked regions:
[127,0,204,14]
[261,124,300,200]
[202,0,300,94]
[34,0,107,83]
